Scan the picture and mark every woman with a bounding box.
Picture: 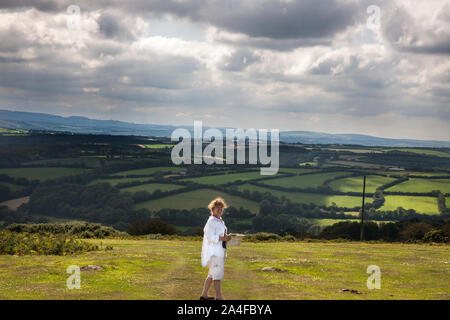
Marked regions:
[200,197,231,300]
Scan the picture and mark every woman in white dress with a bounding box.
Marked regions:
[200,197,231,300]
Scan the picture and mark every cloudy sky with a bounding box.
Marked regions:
[0,0,449,140]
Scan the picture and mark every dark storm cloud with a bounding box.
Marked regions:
[216,36,332,51]
[97,12,135,41]
[1,0,362,41]
[0,0,62,12]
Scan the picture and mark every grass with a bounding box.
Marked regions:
[0,181,25,192]
[88,177,154,187]
[182,171,268,185]
[120,183,185,194]
[383,148,450,158]
[0,167,91,181]
[134,188,260,212]
[0,239,448,299]
[278,168,319,174]
[386,178,450,194]
[21,157,101,168]
[382,196,440,214]
[144,144,174,149]
[328,175,397,193]
[236,184,371,208]
[111,167,183,177]
[261,172,351,189]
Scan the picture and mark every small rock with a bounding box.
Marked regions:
[80,265,103,271]
[261,267,285,272]
[340,289,363,294]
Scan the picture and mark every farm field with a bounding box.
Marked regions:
[236,184,371,208]
[88,177,154,187]
[261,172,351,189]
[21,157,101,168]
[277,168,320,174]
[111,167,183,176]
[0,167,91,181]
[0,239,447,300]
[134,188,260,212]
[382,148,450,158]
[120,183,185,194]
[386,178,450,194]
[328,175,397,193]
[382,196,441,215]
[182,171,270,185]
[0,181,25,192]
[0,196,29,210]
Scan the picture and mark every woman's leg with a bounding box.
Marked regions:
[201,276,213,298]
[214,280,223,299]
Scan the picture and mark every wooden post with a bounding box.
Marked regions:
[360,175,366,241]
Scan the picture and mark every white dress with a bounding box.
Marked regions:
[201,215,227,268]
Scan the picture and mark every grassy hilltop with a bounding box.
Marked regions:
[0,239,448,300]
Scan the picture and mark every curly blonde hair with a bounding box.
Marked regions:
[208,197,228,214]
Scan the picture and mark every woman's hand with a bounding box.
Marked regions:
[220,235,232,242]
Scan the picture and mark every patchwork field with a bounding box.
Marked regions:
[0,167,91,181]
[236,184,371,208]
[182,171,269,185]
[260,172,351,189]
[134,188,260,212]
[0,239,448,300]
[0,181,25,192]
[328,175,397,193]
[383,148,450,158]
[386,178,450,194]
[382,196,440,214]
[111,167,183,176]
[88,177,154,187]
[120,183,185,194]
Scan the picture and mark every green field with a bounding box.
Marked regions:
[278,168,319,174]
[21,157,101,168]
[383,148,450,158]
[236,184,371,208]
[0,181,25,192]
[111,167,183,176]
[182,171,269,185]
[88,177,154,187]
[0,239,448,299]
[329,175,397,193]
[0,167,91,181]
[261,172,351,189]
[144,144,174,149]
[386,178,450,194]
[120,183,185,194]
[134,188,260,212]
[382,196,440,214]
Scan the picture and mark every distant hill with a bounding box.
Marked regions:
[1,109,449,148]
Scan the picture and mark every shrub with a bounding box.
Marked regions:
[0,230,99,255]
[423,230,448,243]
[399,222,433,241]
[244,232,282,242]
[5,222,125,238]
[127,219,178,235]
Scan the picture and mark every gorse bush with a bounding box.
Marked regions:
[0,230,99,255]
[5,222,126,238]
